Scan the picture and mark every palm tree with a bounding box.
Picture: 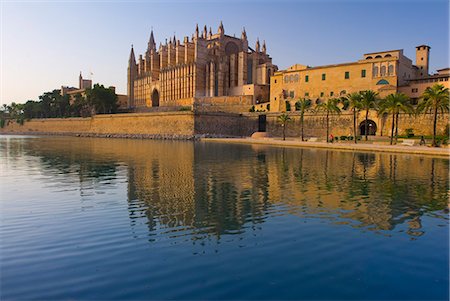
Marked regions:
[316,98,341,142]
[344,92,362,144]
[379,93,414,145]
[278,113,292,140]
[417,84,449,147]
[295,98,312,141]
[360,90,378,141]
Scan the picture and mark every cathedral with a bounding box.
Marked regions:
[127,22,277,108]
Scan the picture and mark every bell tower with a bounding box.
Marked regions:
[415,45,430,78]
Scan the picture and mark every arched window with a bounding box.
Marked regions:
[380,66,386,76]
[376,79,390,85]
[366,56,373,59]
[373,66,379,77]
[289,75,294,82]
[294,74,299,82]
[388,65,394,75]
[284,76,289,83]
[375,55,382,59]
[340,90,347,96]
[385,54,392,58]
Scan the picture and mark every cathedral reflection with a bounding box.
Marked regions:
[10,136,448,240]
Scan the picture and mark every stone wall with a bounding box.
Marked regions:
[1,112,195,138]
[195,112,258,137]
[261,111,449,138]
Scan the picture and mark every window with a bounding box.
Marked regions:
[322,73,326,80]
[330,91,334,96]
[361,69,366,78]
[388,65,394,76]
[344,71,349,79]
[380,66,386,76]
[376,79,390,85]
[373,66,379,77]
[305,75,309,82]
[320,92,324,97]
[289,91,295,98]
[284,76,289,83]
[294,74,299,82]
[340,90,347,96]
[421,57,423,61]
[289,75,294,82]
[305,92,309,97]
[274,79,277,83]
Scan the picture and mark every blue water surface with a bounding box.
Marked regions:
[0,136,448,300]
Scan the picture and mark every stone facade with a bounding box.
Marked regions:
[127,23,277,109]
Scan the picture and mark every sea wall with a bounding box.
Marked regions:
[1,111,447,139]
[264,111,449,138]
[1,112,196,138]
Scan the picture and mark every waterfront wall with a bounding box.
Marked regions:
[1,112,196,138]
[1,111,447,139]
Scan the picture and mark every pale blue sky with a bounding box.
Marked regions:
[1,0,449,104]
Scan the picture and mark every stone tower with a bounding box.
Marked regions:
[127,45,137,108]
[416,45,430,78]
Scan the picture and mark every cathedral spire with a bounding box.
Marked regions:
[262,40,266,54]
[129,44,136,64]
[195,24,199,38]
[208,27,212,38]
[203,25,207,39]
[241,27,247,41]
[218,21,224,35]
[147,29,156,51]
[255,38,260,52]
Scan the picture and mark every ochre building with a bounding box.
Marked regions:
[127,23,277,109]
[269,45,449,111]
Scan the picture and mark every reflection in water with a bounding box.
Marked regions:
[2,136,448,239]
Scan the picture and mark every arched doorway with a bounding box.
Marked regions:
[359,120,377,136]
[151,89,159,107]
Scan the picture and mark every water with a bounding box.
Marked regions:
[0,135,448,300]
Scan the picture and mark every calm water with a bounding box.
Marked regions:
[0,136,448,300]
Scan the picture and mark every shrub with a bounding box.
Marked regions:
[356,136,362,141]
[266,104,270,111]
[249,106,255,112]
[0,118,5,128]
[178,106,191,111]
[444,124,449,137]
[348,136,354,140]
[405,128,414,138]
[334,136,339,141]
[340,136,347,141]
[17,117,24,126]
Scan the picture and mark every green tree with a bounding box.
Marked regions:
[360,90,378,141]
[379,93,414,145]
[295,98,312,141]
[85,84,118,114]
[316,98,341,142]
[277,113,292,141]
[343,92,362,144]
[417,84,450,147]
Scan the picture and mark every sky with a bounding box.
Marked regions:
[1,0,449,105]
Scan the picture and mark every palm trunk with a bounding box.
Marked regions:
[394,112,399,144]
[326,111,330,142]
[301,112,304,141]
[365,109,369,141]
[353,108,357,144]
[390,112,395,145]
[432,106,438,147]
[283,125,286,141]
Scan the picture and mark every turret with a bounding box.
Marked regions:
[255,38,260,53]
[195,24,199,39]
[127,45,137,108]
[218,21,224,36]
[79,72,83,89]
[203,25,207,39]
[262,40,266,54]
[208,27,212,39]
[241,27,247,41]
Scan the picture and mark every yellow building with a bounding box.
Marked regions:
[269,45,446,112]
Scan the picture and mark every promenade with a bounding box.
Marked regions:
[203,137,450,158]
